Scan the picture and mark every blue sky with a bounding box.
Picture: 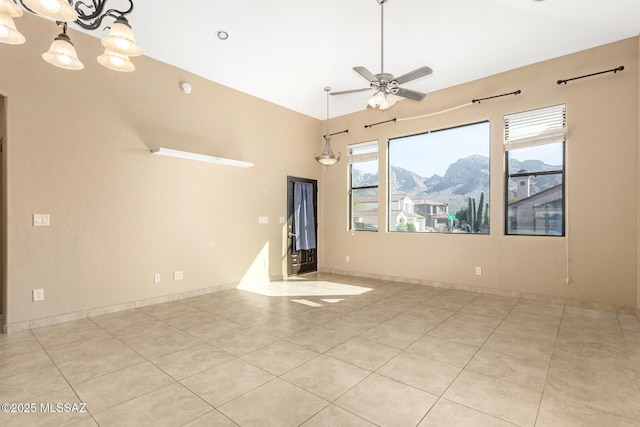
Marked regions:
[389,121,490,176]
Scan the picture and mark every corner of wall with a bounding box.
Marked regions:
[637,34,640,314]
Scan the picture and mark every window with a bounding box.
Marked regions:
[388,121,490,233]
[349,142,378,231]
[505,104,566,236]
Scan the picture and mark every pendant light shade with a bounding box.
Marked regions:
[23,0,78,22]
[0,0,24,17]
[42,31,84,70]
[101,16,141,57]
[97,49,135,72]
[0,15,25,44]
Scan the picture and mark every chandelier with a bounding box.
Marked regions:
[314,86,347,167]
[0,0,141,72]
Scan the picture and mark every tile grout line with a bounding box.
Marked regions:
[417,294,523,426]
[532,303,565,426]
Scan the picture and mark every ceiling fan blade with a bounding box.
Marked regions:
[395,87,426,101]
[353,66,379,82]
[394,66,433,85]
[330,87,373,96]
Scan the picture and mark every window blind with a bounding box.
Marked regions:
[348,141,378,164]
[504,104,566,150]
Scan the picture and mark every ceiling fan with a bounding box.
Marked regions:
[331,0,433,110]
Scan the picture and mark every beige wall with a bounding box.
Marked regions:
[0,95,5,317]
[0,15,322,326]
[638,35,640,314]
[320,37,640,309]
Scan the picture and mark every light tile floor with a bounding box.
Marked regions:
[1,272,640,426]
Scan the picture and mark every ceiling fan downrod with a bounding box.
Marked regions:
[378,0,387,74]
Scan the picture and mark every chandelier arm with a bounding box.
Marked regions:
[74,0,133,20]
[72,9,118,30]
[14,0,36,15]
[13,0,134,30]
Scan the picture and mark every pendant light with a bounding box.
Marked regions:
[315,87,348,167]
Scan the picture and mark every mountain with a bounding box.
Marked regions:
[391,155,490,213]
[357,154,560,215]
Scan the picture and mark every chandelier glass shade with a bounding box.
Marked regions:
[0,0,141,72]
[41,28,83,70]
[97,48,135,72]
[0,14,25,44]
[23,0,78,22]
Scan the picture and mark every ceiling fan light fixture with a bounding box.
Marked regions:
[42,31,84,70]
[367,90,398,110]
[0,15,25,44]
[23,0,78,22]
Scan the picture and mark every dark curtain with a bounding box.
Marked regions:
[293,182,316,250]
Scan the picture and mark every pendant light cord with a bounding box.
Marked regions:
[324,86,331,137]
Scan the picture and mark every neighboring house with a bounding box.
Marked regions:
[414,198,450,230]
[389,194,428,232]
[389,194,415,214]
[508,184,563,235]
[352,195,379,230]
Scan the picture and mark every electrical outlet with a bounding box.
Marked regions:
[475,267,482,276]
[173,271,183,280]
[154,273,161,284]
[32,288,44,302]
[33,214,50,227]
[346,255,350,262]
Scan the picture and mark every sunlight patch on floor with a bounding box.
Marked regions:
[290,299,324,307]
[237,280,373,297]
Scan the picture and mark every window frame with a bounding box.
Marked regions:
[387,120,491,234]
[348,141,379,232]
[504,104,566,237]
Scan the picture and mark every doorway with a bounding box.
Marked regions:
[287,176,318,276]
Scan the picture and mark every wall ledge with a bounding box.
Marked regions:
[320,267,638,315]
[3,282,238,334]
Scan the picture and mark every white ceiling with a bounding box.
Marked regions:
[127,0,639,119]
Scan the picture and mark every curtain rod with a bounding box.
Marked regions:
[557,66,624,85]
[324,129,349,138]
[364,118,396,129]
[472,90,521,104]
